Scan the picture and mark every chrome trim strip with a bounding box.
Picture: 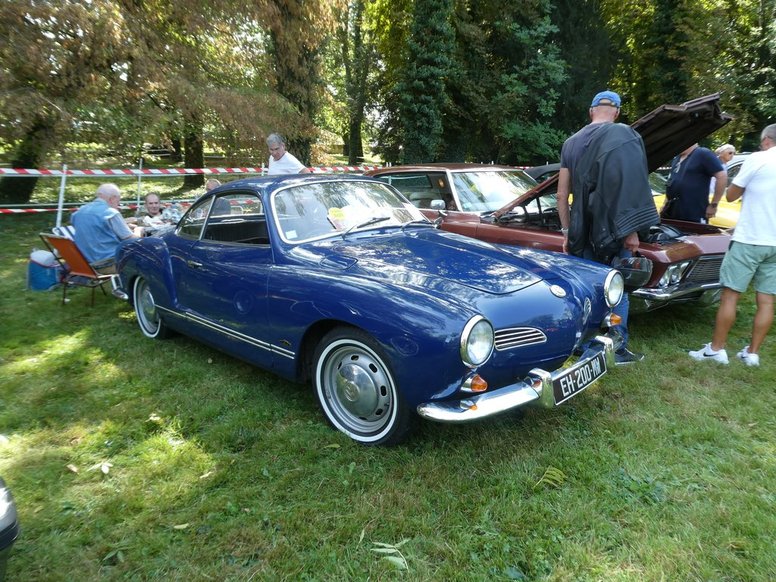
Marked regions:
[417,335,614,422]
[157,305,295,359]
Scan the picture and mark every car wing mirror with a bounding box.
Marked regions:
[614,256,653,289]
[433,209,448,228]
[429,199,446,210]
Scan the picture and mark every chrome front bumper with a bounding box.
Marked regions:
[416,335,615,423]
[629,284,721,313]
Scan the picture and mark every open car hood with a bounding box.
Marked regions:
[503,93,733,213]
[637,93,733,172]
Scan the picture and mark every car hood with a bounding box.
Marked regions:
[296,229,547,295]
[637,93,733,172]
[509,93,732,209]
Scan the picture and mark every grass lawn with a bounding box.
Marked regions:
[1,213,774,581]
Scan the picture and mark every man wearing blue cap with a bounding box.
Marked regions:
[557,90,660,365]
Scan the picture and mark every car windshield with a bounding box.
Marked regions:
[451,170,539,213]
[272,180,428,243]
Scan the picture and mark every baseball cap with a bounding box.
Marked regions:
[591,90,621,108]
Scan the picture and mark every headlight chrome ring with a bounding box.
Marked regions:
[604,270,625,308]
[460,315,494,368]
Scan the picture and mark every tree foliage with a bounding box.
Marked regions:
[396,0,455,163]
[0,0,132,202]
[0,0,774,203]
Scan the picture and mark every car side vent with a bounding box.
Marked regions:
[494,327,547,351]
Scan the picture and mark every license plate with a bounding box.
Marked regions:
[552,351,607,405]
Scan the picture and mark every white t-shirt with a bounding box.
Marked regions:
[731,147,776,246]
[268,152,306,175]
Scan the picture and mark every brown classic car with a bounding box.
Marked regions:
[366,94,733,313]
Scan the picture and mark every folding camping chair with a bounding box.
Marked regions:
[39,232,115,306]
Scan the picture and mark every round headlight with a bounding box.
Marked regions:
[604,270,625,308]
[460,316,494,368]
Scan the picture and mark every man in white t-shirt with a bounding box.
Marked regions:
[266,133,312,175]
[690,123,776,366]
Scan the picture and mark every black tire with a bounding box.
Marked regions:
[313,328,413,445]
[133,276,171,339]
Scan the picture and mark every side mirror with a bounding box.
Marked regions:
[614,256,653,289]
[429,199,446,210]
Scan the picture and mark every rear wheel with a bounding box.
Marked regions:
[313,328,412,445]
[133,276,171,339]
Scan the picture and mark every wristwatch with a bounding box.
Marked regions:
[561,227,569,234]
[709,202,718,207]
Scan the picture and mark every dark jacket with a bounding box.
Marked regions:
[568,123,659,262]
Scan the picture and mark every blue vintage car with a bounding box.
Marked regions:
[115,175,624,445]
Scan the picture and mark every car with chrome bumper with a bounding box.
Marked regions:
[367,94,733,313]
[115,175,625,445]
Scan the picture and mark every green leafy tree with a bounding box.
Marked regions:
[264,0,345,165]
[339,1,377,164]
[602,0,775,148]
[0,1,133,202]
[322,0,380,164]
[370,0,412,163]
[446,0,567,164]
[396,0,455,163]
[548,0,618,134]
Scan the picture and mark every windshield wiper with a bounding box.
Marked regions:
[343,215,391,237]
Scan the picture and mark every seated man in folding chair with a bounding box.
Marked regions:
[72,183,141,274]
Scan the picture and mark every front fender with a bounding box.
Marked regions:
[267,267,480,406]
[116,237,176,309]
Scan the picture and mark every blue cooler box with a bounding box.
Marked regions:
[0,477,19,582]
[27,249,61,291]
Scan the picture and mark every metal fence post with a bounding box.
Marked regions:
[55,164,68,228]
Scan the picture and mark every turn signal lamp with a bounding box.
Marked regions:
[462,374,488,393]
[470,375,488,393]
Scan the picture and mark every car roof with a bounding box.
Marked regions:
[368,163,517,175]
[208,173,379,193]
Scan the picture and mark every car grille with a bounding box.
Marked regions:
[684,255,724,284]
[494,327,547,351]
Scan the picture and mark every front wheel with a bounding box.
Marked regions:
[133,276,171,339]
[313,328,412,445]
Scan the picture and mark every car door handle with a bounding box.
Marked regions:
[187,260,203,269]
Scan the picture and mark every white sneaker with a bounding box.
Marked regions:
[688,343,729,364]
[737,346,760,367]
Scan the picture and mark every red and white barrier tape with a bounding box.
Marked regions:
[0,208,57,214]
[0,165,380,177]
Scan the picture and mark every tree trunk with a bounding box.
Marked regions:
[182,119,204,189]
[170,137,183,163]
[348,117,364,164]
[0,121,55,204]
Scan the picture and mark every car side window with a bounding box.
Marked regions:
[375,173,447,209]
[177,198,213,239]
[202,193,269,245]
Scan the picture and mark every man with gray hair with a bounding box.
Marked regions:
[709,143,736,195]
[72,183,139,273]
[266,133,311,175]
[690,123,776,366]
